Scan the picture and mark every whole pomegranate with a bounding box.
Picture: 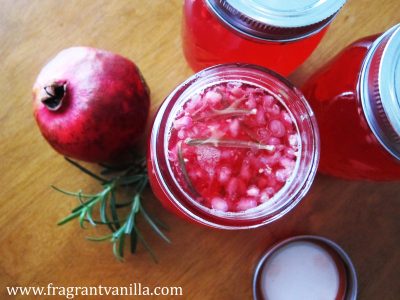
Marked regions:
[33,47,150,163]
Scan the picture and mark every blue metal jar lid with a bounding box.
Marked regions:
[360,24,400,160]
[205,0,347,41]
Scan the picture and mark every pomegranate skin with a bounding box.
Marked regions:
[33,47,150,164]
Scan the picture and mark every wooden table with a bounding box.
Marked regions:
[1,1,399,299]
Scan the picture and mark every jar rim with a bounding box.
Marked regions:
[359,24,400,160]
[205,0,346,41]
[149,64,320,229]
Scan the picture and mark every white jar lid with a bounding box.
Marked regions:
[253,236,357,300]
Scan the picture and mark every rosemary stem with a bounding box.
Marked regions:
[185,138,275,151]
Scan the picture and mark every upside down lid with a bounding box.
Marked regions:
[253,236,357,300]
[360,23,400,160]
[205,0,347,41]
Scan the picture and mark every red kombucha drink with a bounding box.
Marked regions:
[182,0,347,76]
[302,24,400,180]
[148,64,319,228]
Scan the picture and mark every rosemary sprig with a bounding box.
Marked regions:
[177,141,200,197]
[194,107,256,121]
[185,138,276,151]
[54,157,170,261]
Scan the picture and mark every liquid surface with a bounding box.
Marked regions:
[261,241,340,300]
[167,82,300,213]
[302,34,400,180]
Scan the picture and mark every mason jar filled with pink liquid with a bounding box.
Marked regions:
[303,24,400,180]
[147,64,319,228]
[182,0,347,75]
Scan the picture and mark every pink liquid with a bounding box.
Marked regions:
[182,0,328,76]
[167,82,299,213]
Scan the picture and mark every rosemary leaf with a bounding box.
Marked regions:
[79,209,87,229]
[109,191,120,229]
[57,209,82,226]
[83,219,126,225]
[140,205,171,243]
[130,230,138,253]
[86,206,96,227]
[113,240,124,261]
[86,233,113,242]
[71,196,98,213]
[135,228,158,263]
[150,215,170,231]
[100,194,115,232]
[177,141,200,197]
[118,234,126,260]
[51,185,95,198]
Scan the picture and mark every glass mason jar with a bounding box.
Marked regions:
[302,24,400,180]
[147,64,319,229]
[182,0,347,76]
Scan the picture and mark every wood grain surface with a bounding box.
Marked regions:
[1,1,399,299]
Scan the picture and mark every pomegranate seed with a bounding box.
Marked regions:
[269,120,286,138]
[237,198,257,211]
[211,197,229,212]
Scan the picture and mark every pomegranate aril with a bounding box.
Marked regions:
[285,147,297,158]
[256,108,267,126]
[230,84,244,97]
[269,120,286,138]
[245,98,257,109]
[229,119,240,137]
[174,116,193,130]
[262,95,275,108]
[276,168,292,182]
[288,134,298,147]
[205,90,222,105]
[237,198,257,211]
[260,191,270,203]
[280,157,296,170]
[227,177,246,198]
[281,111,293,125]
[247,185,260,197]
[218,166,232,184]
[268,104,281,116]
[211,197,229,212]
[240,162,252,181]
[267,137,281,146]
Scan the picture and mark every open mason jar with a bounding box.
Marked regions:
[148,64,319,228]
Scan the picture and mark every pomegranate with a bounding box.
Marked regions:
[33,47,150,163]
